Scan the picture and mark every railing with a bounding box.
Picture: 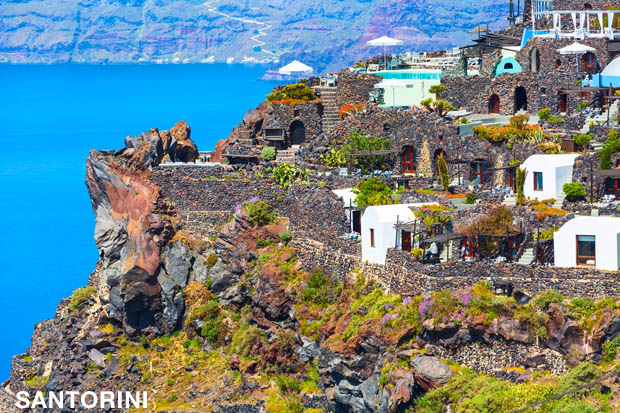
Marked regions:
[534,10,619,40]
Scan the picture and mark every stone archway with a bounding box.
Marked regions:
[289,120,305,146]
[489,94,500,113]
[514,86,528,113]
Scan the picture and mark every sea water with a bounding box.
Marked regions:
[0,63,276,379]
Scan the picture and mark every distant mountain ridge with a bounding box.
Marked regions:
[0,0,512,72]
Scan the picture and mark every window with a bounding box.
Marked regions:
[370,228,375,248]
[504,62,514,69]
[534,172,543,191]
[605,178,620,199]
[576,235,595,266]
[474,162,489,183]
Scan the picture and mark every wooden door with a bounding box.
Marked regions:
[402,146,416,174]
[352,210,361,233]
[402,231,412,252]
[489,94,500,114]
[559,93,568,113]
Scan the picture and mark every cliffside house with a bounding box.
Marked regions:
[554,216,620,271]
[333,188,361,233]
[521,154,580,201]
[361,203,436,265]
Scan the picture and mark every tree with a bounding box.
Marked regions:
[352,177,394,207]
[429,84,447,99]
[420,98,434,112]
[434,100,455,117]
[516,167,526,204]
[437,154,450,192]
[342,129,391,174]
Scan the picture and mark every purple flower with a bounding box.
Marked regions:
[248,195,260,203]
[419,298,431,319]
[234,204,242,212]
[402,296,412,306]
[381,314,390,324]
[390,313,398,320]
[301,282,307,289]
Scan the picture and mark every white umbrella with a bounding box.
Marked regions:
[366,36,404,70]
[558,42,596,72]
[278,60,313,81]
[374,79,413,107]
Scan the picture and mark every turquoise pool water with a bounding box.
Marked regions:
[373,70,442,80]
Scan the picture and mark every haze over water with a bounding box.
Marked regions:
[0,63,276,379]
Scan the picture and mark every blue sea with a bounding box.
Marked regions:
[0,64,276,379]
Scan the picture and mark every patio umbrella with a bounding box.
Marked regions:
[366,36,404,70]
[278,60,313,81]
[558,42,596,72]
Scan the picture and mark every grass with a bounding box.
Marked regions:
[68,286,97,311]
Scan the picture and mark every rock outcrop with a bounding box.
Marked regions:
[86,121,200,334]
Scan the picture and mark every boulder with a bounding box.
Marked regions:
[390,369,415,407]
[410,356,452,391]
[164,240,194,288]
[88,349,106,369]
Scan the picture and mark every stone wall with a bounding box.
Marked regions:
[267,101,323,147]
[330,107,542,186]
[442,72,594,117]
[517,37,611,75]
[336,70,380,108]
[552,1,619,10]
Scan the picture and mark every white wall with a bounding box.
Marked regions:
[522,154,579,201]
[554,216,620,270]
[333,188,356,222]
[361,203,433,265]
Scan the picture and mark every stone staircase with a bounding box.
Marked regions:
[580,100,619,134]
[314,86,340,133]
[275,148,297,164]
[502,194,516,206]
[553,193,565,209]
[515,247,535,266]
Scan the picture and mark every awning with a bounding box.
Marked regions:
[421,233,464,244]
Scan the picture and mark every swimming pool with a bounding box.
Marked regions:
[373,69,442,80]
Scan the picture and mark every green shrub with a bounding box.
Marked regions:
[281,83,316,100]
[429,84,447,98]
[516,167,526,204]
[341,129,391,174]
[434,99,455,117]
[420,98,433,111]
[465,193,477,204]
[548,116,564,124]
[573,133,593,149]
[273,163,297,187]
[187,301,220,324]
[256,237,272,247]
[69,286,97,312]
[321,148,346,168]
[246,200,275,226]
[562,182,587,202]
[532,289,563,310]
[538,107,551,120]
[206,253,218,268]
[378,373,389,387]
[576,101,588,111]
[266,90,285,101]
[556,362,599,396]
[230,323,266,356]
[352,177,394,207]
[262,147,276,161]
[609,129,619,140]
[510,114,529,130]
[276,376,301,393]
[602,336,620,362]
[302,270,342,307]
[279,230,292,245]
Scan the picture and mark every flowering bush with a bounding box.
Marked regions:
[339,104,364,119]
[474,124,543,143]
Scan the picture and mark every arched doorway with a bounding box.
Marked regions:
[530,48,540,73]
[514,87,528,113]
[289,120,305,146]
[488,94,500,113]
[582,52,597,73]
[433,148,447,176]
[402,145,416,174]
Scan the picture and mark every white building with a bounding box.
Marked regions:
[333,188,360,233]
[361,203,435,265]
[521,154,580,201]
[554,216,620,271]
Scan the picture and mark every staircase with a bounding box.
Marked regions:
[439,244,449,263]
[503,194,516,206]
[314,86,340,134]
[580,100,620,134]
[552,193,565,209]
[275,148,297,164]
[515,247,535,266]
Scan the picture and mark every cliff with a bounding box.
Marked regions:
[3,121,620,411]
[0,0,511,71]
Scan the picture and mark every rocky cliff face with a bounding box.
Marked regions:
[0,0,511,71]
[86,120,199,334]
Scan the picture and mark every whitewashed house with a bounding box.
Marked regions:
[361,203,436,265]
[554,216,620,271]
[521,154,580,201]
[333,188,361,233]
